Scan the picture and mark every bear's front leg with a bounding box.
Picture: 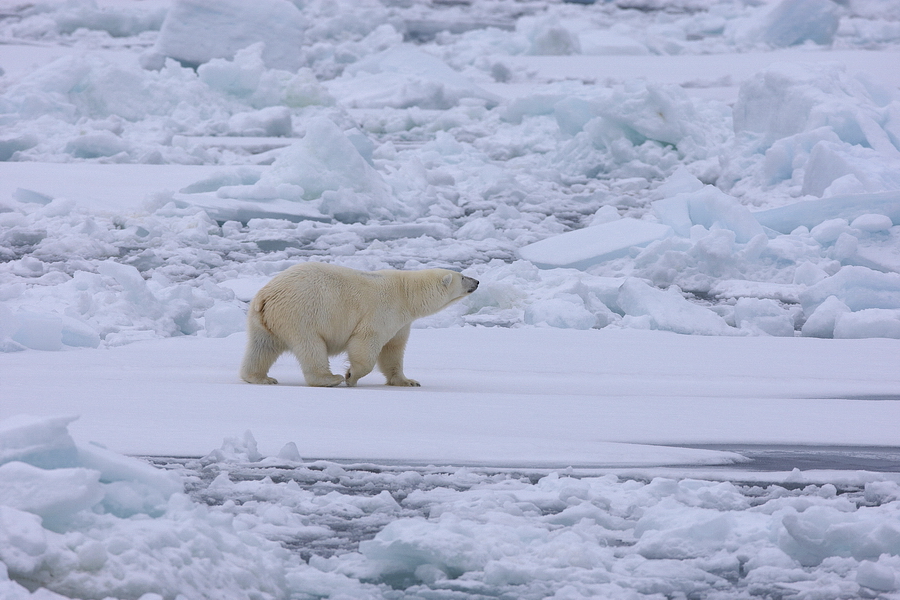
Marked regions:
[377,325,421,387]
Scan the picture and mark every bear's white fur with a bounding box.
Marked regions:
[240,262,479,387]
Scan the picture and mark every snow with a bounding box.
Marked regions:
[753,190,900,232]
[799,265,900,314]
[2,0,900,597]
[2,412,900,600]
[6,326,900,458]
[150,0,308,71]
[652,179,765,242]
[326,45,501,110]
[518,217,672,270]
[760,0,840,48]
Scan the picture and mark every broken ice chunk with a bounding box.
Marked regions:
[518,218,672,270]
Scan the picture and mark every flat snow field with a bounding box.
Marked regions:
[3,327,900,465]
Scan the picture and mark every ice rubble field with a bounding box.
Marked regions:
[3,0,900,598]
[2,0,900,347]
[6,414,900,600]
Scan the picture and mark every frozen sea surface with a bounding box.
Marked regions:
[3,0,900,598]
[2,0,900,346]
[3,413,900,600]
[3,328,900,599]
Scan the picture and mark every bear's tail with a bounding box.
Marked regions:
[249,295,278,338]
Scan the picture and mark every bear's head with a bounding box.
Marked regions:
[401,269,478,317]
[396,268,479,318]
[441,271,479,302]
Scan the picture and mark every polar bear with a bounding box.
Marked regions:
[240,262,479,387]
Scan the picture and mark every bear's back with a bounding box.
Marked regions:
[271,262,383,301]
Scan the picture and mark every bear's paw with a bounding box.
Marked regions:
[309,373,346,388]
[243,375,279,385]
[387,376,421,387]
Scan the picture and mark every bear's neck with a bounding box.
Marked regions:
[395,276,449,320]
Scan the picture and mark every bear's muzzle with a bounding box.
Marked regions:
[463,275,479,294]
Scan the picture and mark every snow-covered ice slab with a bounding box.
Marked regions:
[218,277,272,302]
[173,192,331,224]
[652,184,764,243]
[0,44,135,81]
[2,328,899,465]
[151,0,307,70]
[753,190,900,234]
[494,49,900,103]
[518,218,672,270]
[0,163,227,214]
[709,280,802,304]
[618,278,736,336]
[171,135,295,154]
[325,45,501,109]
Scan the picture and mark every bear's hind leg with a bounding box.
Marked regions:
[377,325,420,387]
[293,338,344,387]
[345,334,382,387]
[240,322,285,385]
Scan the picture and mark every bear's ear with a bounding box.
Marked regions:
[441,273,453,287]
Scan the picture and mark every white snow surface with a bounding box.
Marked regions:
[5,327,900,460]
[3,0,900,598]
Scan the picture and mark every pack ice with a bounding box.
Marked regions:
[1,0,899,350]
[4,413,900,600]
